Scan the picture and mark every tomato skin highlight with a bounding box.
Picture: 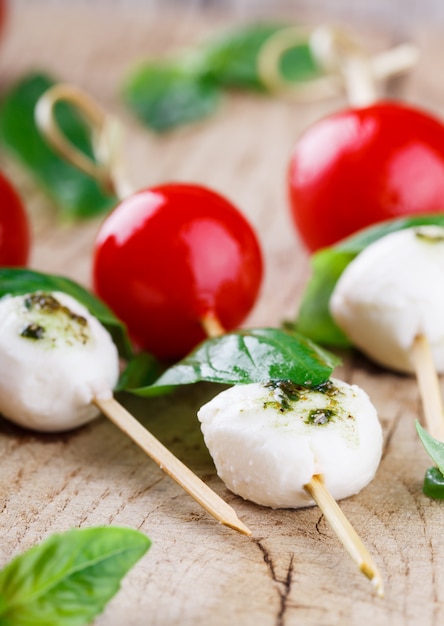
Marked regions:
[0,171,31,267]
[288,101,444,252]
[93,184,263,360]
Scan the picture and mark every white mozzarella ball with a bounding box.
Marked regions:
[0,291,119,432]
[330,225,444,373]
[197,378,382,509]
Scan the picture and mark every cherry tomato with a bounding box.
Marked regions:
[0,0,6,40]
[93,183,263,360]
[0,170,30,266]
[288,101,444,251]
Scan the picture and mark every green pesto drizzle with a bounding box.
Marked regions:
[306,408,336,425]
[263,379,340,414]
[261,379,358,446]
[20,323,45,340]
[19,292,90,346]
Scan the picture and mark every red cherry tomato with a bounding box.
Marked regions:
[288,101,444,251]
[93,183,263,360]
[0,171,30,266]
[0,0,6,41]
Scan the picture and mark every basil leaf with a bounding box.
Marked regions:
[422,467,444,499]
[0,268,133,359]
[122,60,221,133]
[131,327,340,396]
[0,527,151,626]
[296,247,353,347]
[296,214,444,346]
[116,351,162,392]
[0,73,116,219]
[278,40,321,84]
[122,23,321,132]
[416,420,444,474]
[200,22,319,90]
[199,22,292,90]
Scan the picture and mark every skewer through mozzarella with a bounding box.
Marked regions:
[198,376,385,593]
[330,225,444,374]
[197,378,382,508]
[0,290,119,432]
[0,287,251,534]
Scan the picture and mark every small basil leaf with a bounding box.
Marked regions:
[296,247,353,347]
[0,73,116,219]
[278,41,321,83]
[296,214,444,346]
[199,22,320,90]
[122,23,321,132]
[422,467,444,499]
[131,327,340,396]
[0,526,151,626]
[416,420,444,474]
[122,60,221,133]
[0,268,133,360]
[116,351,163,392]
[199,22,289,91]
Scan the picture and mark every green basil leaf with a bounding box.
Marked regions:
[422,467,444,499]
[130,327,340,396]
[416,420,444,474]
[0,268,133,360]
[199,22,320,90]
[116,351,163,392]
[296,214,444,346]
[278,40,321,84]
[199,22,288,90]
[0,527,151,626]
[122,60,221,133]
[0,73,116,219]
[296,247,353,347]
[122,23,321,132]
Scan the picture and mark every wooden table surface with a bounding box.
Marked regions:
[1,2,444,625]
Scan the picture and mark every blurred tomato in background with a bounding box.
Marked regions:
[0,171,31,266]
[0,0,6,40]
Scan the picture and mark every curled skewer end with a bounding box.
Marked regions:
[257,23,418,105]
[35,83,134,200]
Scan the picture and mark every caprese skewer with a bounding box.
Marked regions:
[0,282,251,535]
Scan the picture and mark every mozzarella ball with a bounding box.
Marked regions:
[0,291,119,432]
[330,225,444,373]
[197,378,382,508]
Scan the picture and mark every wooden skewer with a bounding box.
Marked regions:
[318,25,378,108]
[36,82,382,578]
[35,84,251,536]
[305,475,384,597]
[257,24,417,103]
[203,318,383,594]
[94,396,251,536]
[410,333,444,442]
[201,313,226,339]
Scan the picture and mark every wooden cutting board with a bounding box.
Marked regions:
[1,2,444,624]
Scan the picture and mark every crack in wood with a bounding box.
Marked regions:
[254,539,294,626]
[381,406,404,461]
[314,512,329,539]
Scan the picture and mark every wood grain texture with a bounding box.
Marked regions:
[1,2,444,625]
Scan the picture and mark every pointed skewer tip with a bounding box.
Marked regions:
[222,519,252,537]
[361,562,384,597]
